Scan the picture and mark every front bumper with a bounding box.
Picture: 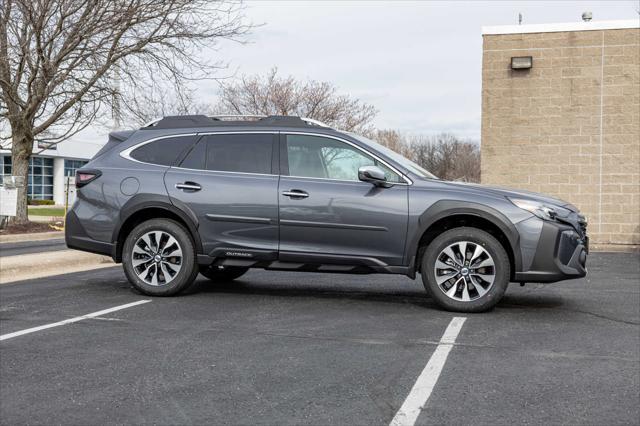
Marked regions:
[514,220,588,283]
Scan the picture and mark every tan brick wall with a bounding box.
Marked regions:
[481,28,640,247]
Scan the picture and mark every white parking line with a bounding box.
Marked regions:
[390,316,467,426]
[0,300,151,341]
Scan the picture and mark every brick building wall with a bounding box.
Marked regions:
[481,21,639,249]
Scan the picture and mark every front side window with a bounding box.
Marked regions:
[285,135,403,183]
[130,135,197,166]
[180,134,274,174]
[348,132,438,179]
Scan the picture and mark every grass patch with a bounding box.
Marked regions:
[28,207,66,217]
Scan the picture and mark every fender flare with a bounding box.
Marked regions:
[407,200,522,274]
[112,194,203,258]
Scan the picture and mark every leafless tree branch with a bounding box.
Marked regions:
[0,0,250,221]
[214,67,378,133]
[374,130,481,183]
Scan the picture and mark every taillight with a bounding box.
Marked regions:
[75,170,102,188]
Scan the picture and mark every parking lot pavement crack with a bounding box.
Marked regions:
[91,316,125,322]
[253,330,444,347]
[450,342,638,363]
[557,308,640,326]
[500,303,639,326]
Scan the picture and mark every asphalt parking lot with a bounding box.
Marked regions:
[1,252,638,425]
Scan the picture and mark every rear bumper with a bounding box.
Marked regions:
[65,210,115,259]
[514,220,588,283]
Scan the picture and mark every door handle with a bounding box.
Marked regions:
[282,190,309,199]
[175,182,201,191]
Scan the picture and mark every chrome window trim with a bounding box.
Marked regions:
[120,130,413,185]
[280,174,405,186]
[283,131,413,186]
[169,166,278,178]
[119,131,278,173]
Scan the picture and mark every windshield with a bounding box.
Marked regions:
[348,133,439,179]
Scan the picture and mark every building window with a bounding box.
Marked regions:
[64,159,88,177]
[28,157,54,200]
[1,155,54,199]
[0,155,11,185]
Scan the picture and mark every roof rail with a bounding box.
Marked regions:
[142,117,163,127]
[300,117,331,128]
[209,114,267,121]
[139,114,334,130]
[210,114,331,128]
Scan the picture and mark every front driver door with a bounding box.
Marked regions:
[278,133,409,267]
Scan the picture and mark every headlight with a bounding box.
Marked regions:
[509,198,570,221]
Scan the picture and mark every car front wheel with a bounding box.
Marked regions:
[421,227,510,313]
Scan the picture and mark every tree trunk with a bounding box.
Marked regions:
[9,124,33,224]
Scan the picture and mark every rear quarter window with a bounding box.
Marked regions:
[130,135,197,166]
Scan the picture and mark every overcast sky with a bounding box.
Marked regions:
[200,0,637,140]
[65,0,638,149]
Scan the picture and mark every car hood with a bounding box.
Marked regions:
[437,180,577,211]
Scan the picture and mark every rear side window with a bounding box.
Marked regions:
[130,135,197,166]
[180,134,274,174]
[179,139,206,170]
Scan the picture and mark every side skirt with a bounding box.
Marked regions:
[196,254,413,277]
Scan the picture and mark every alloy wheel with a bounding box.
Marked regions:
[132,231,183,286]
[433,241,496,302]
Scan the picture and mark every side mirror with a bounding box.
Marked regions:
[358,165,391,188]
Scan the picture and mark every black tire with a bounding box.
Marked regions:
[421,227,510,313]
[122,219,199,296]
[199,265,248,282]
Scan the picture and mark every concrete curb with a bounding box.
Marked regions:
[28,215,64,223]
[0,250,116,284]
[590,244,640,253]
[0,231,65,244]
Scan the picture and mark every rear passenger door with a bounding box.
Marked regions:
[164,132,279,260]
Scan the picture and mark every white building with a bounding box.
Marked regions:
[0,135,106,205]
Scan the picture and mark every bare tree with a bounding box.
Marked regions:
[372,130,481,182]
[117,82,212,127]
[408,133,480,182]
[216,68,377,133]
[373,129,406,155]
[0,0,249,222]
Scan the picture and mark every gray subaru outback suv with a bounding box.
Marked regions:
[66,115,588,312]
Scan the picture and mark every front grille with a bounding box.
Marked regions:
[558,231,580,265]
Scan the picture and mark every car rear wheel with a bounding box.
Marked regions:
[123,219,199,296]
[199,265,248,282]
[421,227,510,313]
